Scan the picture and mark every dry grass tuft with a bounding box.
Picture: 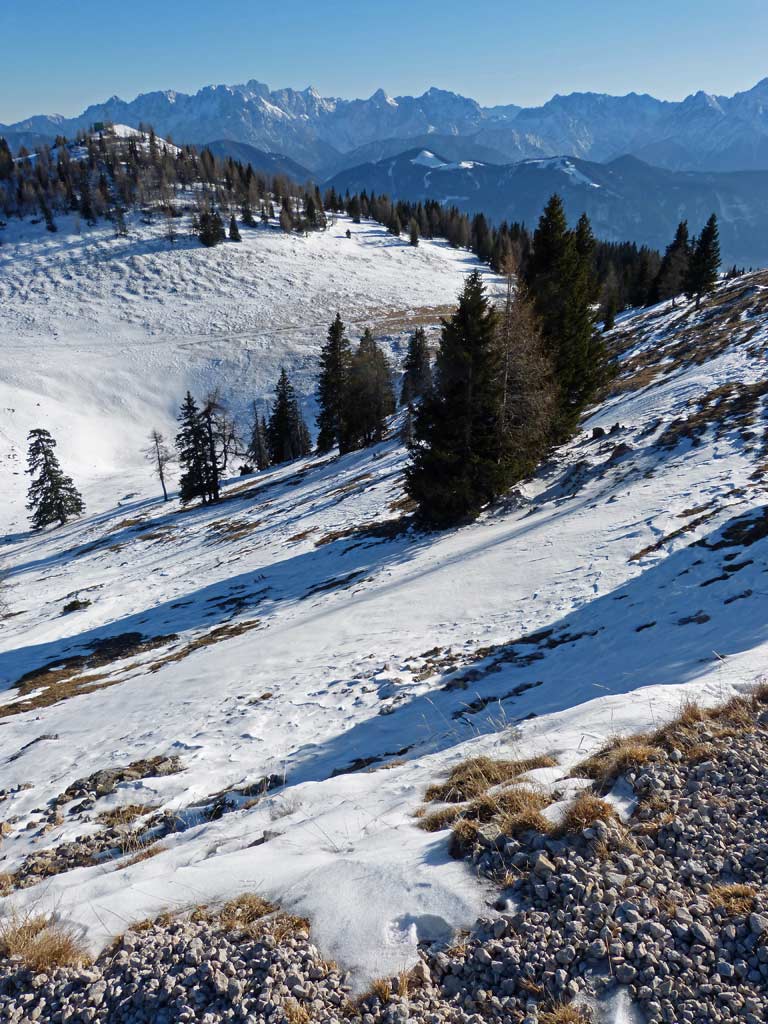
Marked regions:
[121,843,164,867]
[0,912,90,970]
[284,998,311,1024]
[417,805,464,832]
[449,817,482,857]
[365,977,393,1004]
[574,737,661,788]
[540,1004,591,1024]
[555,791,618,836]
[97,803,157,828]
[425,754,556,803]
[218,893,274,933]
[0,873,13,897]
[708,883,756,916]
[497,807,553,838]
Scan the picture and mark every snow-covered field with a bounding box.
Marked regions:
[1,213,768,990]
[0,211,491,535]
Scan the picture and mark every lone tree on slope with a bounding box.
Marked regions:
[26,428,85,529]
[143,429,174,501]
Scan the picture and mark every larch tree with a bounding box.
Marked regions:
[143,429,174,501]
[26,428,85,529]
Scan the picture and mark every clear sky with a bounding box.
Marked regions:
[2,0,767,123]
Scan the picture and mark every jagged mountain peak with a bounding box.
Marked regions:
[4,76,768,175]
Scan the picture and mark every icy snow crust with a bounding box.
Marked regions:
[1,216,768,986]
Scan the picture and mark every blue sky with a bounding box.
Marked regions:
[1,0,767,122]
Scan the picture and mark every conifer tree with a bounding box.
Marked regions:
[247,405,270,471]
[686,214,720,307]
[406,272,502,526]
[229,214,241,242]
[267,368,311,464]
[346,330,396,448]
[409,218,420,247]
[175,392,210,504]
[316,313,352,453]
[143,429,174,501]
[198,209,225,247]
[494,270,557,481]
[526,195,603,432]
[26,428,85,529]
[650,221,690,305]
[400,327,432,405]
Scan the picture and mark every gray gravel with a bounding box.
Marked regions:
[2,718,767,1022]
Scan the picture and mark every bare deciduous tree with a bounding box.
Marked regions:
[143,430,175,501]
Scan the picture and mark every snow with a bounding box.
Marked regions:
[0,211,493,527]
[530,155,602,188]
[1,208,768,994]
[410,150,446,169]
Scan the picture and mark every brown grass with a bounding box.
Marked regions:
[97,803,157,828]
[708,883,756,916]
[284,999,311,1024]
[0,873,13,897]
[365,977,393,1004]
[573,738,660,788]
[121,843,164,867]
[425,754,556,803]
[417,805,464,832]
[148,619,262,672]
[540,1005,591,1024]
[218,893,273,933]
[497,807,553,838]
[0,912,90,970]
[467,784,552,824]
[555,791,618,836]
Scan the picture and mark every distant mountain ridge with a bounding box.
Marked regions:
[3,76,768,175]
[328,150,768,267]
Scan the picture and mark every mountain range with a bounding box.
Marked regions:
[328,150,768,266]
[4,76,768,176]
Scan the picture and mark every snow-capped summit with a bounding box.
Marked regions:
[5,76,768,175]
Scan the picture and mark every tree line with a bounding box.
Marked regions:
[23,181,723,532]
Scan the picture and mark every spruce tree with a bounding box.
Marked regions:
[400,327,432,405]
[686,214,720,307]
[409,218,420,247]
[405,271,502,526]
[198,210,225,247]
[267,367,311,464]
[346,330,396,448]
[229,214,241,242]
[26,429,85,529]
[526,196,603,432]
[316,313,352,453]
[247,405,271,471]
[175,392,210,504]
[650,221,690,305]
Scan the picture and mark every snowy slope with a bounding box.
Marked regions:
[0,211,494,538]
[1,225,768,988]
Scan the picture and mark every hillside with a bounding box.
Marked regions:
[2,232,768,1022]
[0,211,490,535]
[328,150,768,267]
